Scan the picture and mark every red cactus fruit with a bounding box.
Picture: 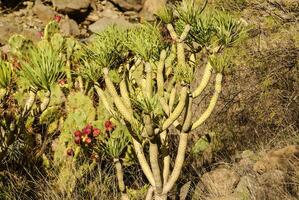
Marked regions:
[104,120,114,132]
[74,130,81,137]
[93,128,100,137]
[82,127,92,135]
[74,136,81,145]
[84,137,92,144]
[54,15,62,23]
[67,148,74,156]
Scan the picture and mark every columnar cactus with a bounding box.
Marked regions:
[84,0,245,199]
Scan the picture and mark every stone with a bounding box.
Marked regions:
[253,145,299,174]
[88,16,132,33]
[109,0,142,11]
[33,0,56,24]
[52,0,91,14]
[200,167,240,197]
[60,17,80,36]
[140,0,167,21]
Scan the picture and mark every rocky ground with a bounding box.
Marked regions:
[0,0,155,47]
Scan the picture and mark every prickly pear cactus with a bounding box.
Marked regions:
[53,92,96,166]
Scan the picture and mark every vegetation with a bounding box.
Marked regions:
[0,0,298,199]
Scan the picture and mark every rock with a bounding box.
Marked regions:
[253,145,299,174]
[33,0,56,24]
[200,167,240,197]
[140,0,167,21]
[60,17,80,36]
[88,16,132,33]
[235,175,265,200]
[109,0,142,11]
[52,0,91,14]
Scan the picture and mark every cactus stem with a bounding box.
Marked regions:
[162,86,187,131]
[166,24,178,41]
[150,138,163,194]
[132,138,155,186]
[22,89,37,117]
[191,73,223,130]
[162,132,188,194]
[145,62,153,98]
[120,78,132,110]
[192,62,213,98]
[157,50,167,96]
[113,158,129,200]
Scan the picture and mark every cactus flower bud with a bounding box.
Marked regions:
[93,128,100,137]
[104,120,114,132]
[67,148,74,156]
[74,130,81,137]
[84,137,92,144]
[54,15,62,23]
[74,136,81,145]
[82,127,92,135]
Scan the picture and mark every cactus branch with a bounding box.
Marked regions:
[157,50,167,96]
[33,90,51,116]
[113,158,129,200]
[162,132,188,194]
[162,94,192,194]
[22,89,37,117]
[191,73,223,131]
[120,78,132,110]
[145,62,153,98]
[162,86,187,131]
[166,24,178,41]
[95,85,116,115]
[103,68,136,124]
[132,138,155,186]
[192,62,213,98]
[149,139,163,194]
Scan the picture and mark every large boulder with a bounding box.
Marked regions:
[52,0,92,14]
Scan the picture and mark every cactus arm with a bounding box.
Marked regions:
[178,25,191,42]
[144,63,153,98]
[166,24,178,41]
[149,139,163,193]
[114,158,129,200]
[162,86,187,131]
[145,186,155,200]
[162,95,192,194]
[103,68,135,124]
[160,130,170,184]
[94,85,116,115]
[159,97,170,116]
[177,25,191,68]
[162,132,188,194]
[192,62,213,98]
[132,138,155,186]
[65,60,72,88]
[157,50,167,96]
[165,44,176,77]
[168,87,176,113]
[119,78,132,110]
[144,114,163,192]
[22,89,37,117]
[191,73,223,131]
[33,90,51,116]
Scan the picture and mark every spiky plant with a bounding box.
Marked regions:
[90,0,246,199]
